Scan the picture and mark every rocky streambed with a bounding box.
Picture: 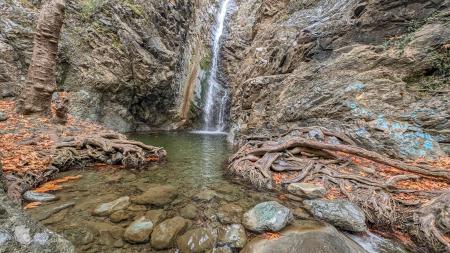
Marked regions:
[22,132,410,253]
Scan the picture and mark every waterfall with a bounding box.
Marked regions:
[202,0,232,133]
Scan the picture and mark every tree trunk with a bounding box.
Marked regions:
[16,0,66,115]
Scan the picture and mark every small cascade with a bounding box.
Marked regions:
[202,0,232,133]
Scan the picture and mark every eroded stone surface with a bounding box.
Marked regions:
[123,217,154,243]
[92,196,130,217]
[150,216,190,249]
[242,201,293,233]
[287,183,326,199]
[131,185,177,206]
[177,227,215,253]
[241,221,368,253]
[303,199,367,232]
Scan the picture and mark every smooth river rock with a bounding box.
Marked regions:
[110,210,132,223]
[287,183,326,199]
[92,196,130,217]
[217,203,243,224]
[23,191,59,202]
[145,209,165,225]
[241,221,369,253]
[303,199,367,232]
[243,201,293,233]
[217,224,247,248]
[150,216,190,249]
[131,185,177,206]
[177,228,215,253]
[180,204,198,219]
[123,217,154,243]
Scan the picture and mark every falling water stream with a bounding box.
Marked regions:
[202,0,232,133]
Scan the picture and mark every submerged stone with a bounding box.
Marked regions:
[242,201,293,233]
[303,199,367,232]
[217,203,243,224]
[180,204,198,219]
[177,228,215,253]
[193,189,218,202]
[92,196,130,217]
[150,216,190,249]
[110,210,132,223]
[131,185,177,206]
[123,217,154,243]
[145,209,165,225]
[23,191,59,202]
[217,224,247,248]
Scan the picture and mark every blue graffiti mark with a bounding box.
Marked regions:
[345,100,440,158]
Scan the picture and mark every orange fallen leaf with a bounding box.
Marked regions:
[33,175,82,193]
[24,202,42,209]
[259,232,281,240]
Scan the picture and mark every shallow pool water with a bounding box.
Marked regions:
[25,132,410,253]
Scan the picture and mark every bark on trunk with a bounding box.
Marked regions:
[16,0,66,115]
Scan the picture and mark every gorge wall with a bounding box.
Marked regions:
[223,0,450,159]
[2,0,450,160]
[0,0,218,131]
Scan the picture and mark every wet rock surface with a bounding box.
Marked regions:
[242,201,293,233]
[150,216,190,249]
[92,196,130,217]
[217,203,244,224]
[241,221,369,253]
[180,204,198,219]
[304,199,367,232]
[123,216,154,243]
[131,185,177,206]
[217,224,247,249]
[177,227,215,253]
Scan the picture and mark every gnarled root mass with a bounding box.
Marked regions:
[53,132,166,170]
[227,127,450,252]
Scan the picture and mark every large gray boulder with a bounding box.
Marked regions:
[0,162,75,253]
[242,201,293,233]
[303,199,367,232]
[241,221,369,253]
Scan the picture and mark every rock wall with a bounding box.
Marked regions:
[0,0,217,132]
[223,0,450,159]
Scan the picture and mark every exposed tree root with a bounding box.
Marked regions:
[53,132,166,170]
[227,128,450,252]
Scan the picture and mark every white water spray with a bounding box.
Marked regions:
[202,0,232,133]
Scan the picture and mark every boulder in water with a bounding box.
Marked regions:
[303,199,367,232]
[242,201,293,233]
[131,185,177,206]
[123,216,154,243]
[241,221,369,253]
[150,216,190,249]
[145,209,165,225]
[92,196,130,217]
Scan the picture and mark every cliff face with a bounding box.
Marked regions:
[1,0,217,131]
[223,0,450,159]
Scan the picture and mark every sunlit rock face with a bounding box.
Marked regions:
[0,0,219,132]
[223,0,450,159]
